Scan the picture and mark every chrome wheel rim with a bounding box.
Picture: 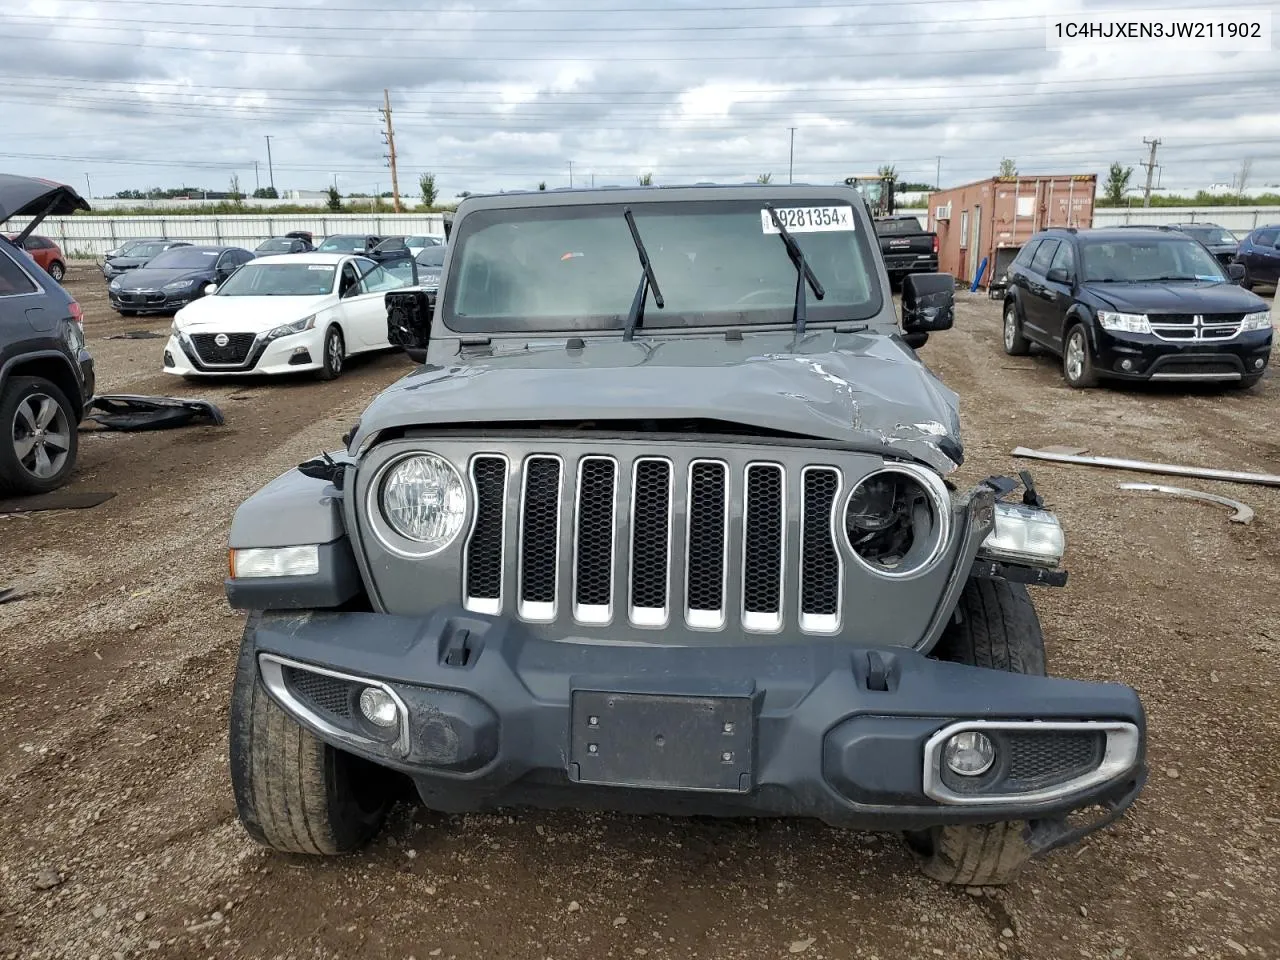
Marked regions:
[327,331,343,374]
[1065,333,1085,381]
[1003,308,1017,349]
[12,392,71,480]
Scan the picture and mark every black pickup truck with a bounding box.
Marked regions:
[875,215,938,288]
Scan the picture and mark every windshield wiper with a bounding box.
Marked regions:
[764,204,825,337]
[622,207,664,342]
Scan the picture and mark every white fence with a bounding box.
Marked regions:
[898,206,1280,233]
[16,213,447,258]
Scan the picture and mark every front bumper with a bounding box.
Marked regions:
[110,289,201,314]
[243,608,1146,836]
[1094,327,1271,381]
[162,330,323,377]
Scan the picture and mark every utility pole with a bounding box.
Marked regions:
[253,160,260,193]
[380,89,403,213]
[935,155,942,189]
[264,136,276,194]
[569,160,574,187]
[1140,137,1161,208]
[788,127,796,184]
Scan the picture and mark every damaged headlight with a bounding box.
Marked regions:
[266,314,316,340]
[978,503,1065,569]
[1241,310,1272,332]
[844,464,950,578]
[379,453,466,553]
[1096,311,1151,334]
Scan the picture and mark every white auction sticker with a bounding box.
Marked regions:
[762,206,856,234]
[307,264,333,270]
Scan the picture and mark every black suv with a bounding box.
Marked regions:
[1003,227,1272,389]
[0,175,96,494]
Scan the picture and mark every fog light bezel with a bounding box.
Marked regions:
[943,730,995,776]
[258,653,410,756]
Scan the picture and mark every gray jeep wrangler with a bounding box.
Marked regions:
[225,185,1146,886]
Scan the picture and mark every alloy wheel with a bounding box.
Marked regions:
[1065,332,1085,382]
[328,331,343,375]
[12,392,72,480]
[1003,308,1017,350]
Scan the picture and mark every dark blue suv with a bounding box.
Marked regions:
[1002,227,1272,389]
[1233,224,1280,291]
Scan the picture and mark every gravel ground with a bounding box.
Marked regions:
[0,264,1277,960]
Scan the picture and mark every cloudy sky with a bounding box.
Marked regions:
[2,0,1278,201]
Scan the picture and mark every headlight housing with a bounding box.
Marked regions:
[844,464,950,578]
[378,453,467,553]
[978,502,1065,569]
[1242,310,1272,332]
[1096,311,1151,334]
[162,278,197,292]
[266,314,317,340]
[109,278,121,291]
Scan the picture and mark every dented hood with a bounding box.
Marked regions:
[351,331,963,472]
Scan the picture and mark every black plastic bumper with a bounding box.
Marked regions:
[883,254,938,277]
[1095,328,1271,380]
[245,608,1147,835]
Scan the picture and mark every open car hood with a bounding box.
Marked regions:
[0,175,90,239]
[350,330,964,472]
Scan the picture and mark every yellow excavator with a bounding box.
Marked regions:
[844,175,896,218]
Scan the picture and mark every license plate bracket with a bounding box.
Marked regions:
[569,691,754,793]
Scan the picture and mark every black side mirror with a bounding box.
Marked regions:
[386,289,432,363]
[1046,267,1072,285]
[902,273,955,333]
[1227,262,1246,283]
[903,332,930,349]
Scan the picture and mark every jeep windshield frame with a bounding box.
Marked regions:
[438,193,884,335]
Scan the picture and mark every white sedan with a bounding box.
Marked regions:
[162,253,413,379]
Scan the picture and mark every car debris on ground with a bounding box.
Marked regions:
[1013,446,1280,487]
[86,395,225,431]
[1117,482,1255,524]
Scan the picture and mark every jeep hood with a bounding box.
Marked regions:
[350,331,963,472]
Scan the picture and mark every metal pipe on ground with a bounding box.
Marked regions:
[1011,447,1280,488]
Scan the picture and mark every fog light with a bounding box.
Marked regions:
[358,687,398,728]
[1255,358,1266,370]
[1120,359,1134,371]
[943,731,995,776]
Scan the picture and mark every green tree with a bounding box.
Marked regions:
[252,186,279,199]
[1103,161,1134,205]
[757,173,772,184]
[876,164,896,179]
[538,181,547,191]
[638,172,654,186]
[229,175,244,209]
[326,185,342,211]
[998,158,1017,177]
[419,172,438,207]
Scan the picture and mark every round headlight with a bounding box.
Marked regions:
[844,464,949,578]
[379,453,466,551]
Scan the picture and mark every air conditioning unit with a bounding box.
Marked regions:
[934,203,952,221]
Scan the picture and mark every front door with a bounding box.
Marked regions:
[1020,238,1060,343]
[1040,240,1077,348]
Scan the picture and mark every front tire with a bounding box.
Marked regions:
[228,618,392,854]
[1002,302,1030,356]
[47,261,66,282]
[906,579,1045,886]
[316,324,345,381]
[0,376,79,496]
[1062,323,1098,388]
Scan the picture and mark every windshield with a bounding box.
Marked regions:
[416,247,445,267]
[318,235,370,252]
[146,248,221,269]
[875,218,924,236]
[442,199,880,332]
[128,241,174,258]
[1179,226,1237,246]
[215,262,335,296]
[1081,238,1228,283]
[256,238,297,252]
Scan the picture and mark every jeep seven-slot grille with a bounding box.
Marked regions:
[463,454,850,633]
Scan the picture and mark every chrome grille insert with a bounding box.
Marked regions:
[573,457,617,625]
[463,455,507,615]
[518,456,562,622]
[799,466,842,633]
[742,463,784,632]
[685,460,729,629]
[629,458,673,627]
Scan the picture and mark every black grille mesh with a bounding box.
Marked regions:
[630,460,672,610]
[743,465,783,615]
[801,468,840,617]
[283,667,353,719]
[191,332,255,365]
[686,461,727,613]
[575,458,616,607]
[1007,731,1102,784]
[520,457,562,605]
[466,457,506,602]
